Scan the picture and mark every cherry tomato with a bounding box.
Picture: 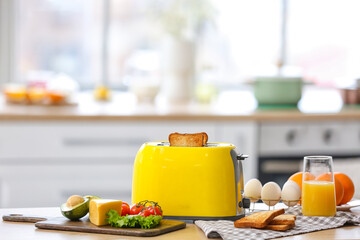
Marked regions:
[139,209,151,217]
[130,203,144,215]
[121,202,130,216]
[146,206,163,216]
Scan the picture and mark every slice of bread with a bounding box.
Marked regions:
[265,222,295,231]
[234,209,285,229]
[269,214,296,225]
[169,132,208,147]
[201,132,208,145]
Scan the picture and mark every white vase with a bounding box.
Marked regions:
[161,37,196,104]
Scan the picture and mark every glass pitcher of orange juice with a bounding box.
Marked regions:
[302,156,336,217]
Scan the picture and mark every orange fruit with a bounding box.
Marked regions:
[316,173,344,205]
[289,172,315,204]
[47,91,65,104]
[334,172,355,205]
[288,172,315,192]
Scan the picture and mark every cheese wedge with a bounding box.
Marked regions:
[89,199,122,226]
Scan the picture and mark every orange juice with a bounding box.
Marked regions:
[302,180,336,217]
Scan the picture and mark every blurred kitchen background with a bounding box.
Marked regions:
[0,0,360,207]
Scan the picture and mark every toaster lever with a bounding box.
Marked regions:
[237,154,248,160]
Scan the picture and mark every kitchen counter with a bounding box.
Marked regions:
[1,207,360,240]
[1,87,360,121]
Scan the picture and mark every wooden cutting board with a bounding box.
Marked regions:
[2,214,186,237]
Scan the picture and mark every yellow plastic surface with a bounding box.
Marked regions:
[132,142,237,217]
[89,199,122,226]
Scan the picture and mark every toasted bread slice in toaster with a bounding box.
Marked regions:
[169,132,208,147]
[269,214,296,225]
[234,209,285,229]
[265,222,295,231]
[201,132,208,145]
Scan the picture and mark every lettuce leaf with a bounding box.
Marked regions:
[138,214,162,229]
[106,209,162,229]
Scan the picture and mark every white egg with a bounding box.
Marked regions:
[244,178,262,202]
[261,182,281,206]
[281,180,301,206]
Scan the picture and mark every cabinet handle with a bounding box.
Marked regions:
[323,129,333,145]
[63,138,148,147]
[286,130,296,145]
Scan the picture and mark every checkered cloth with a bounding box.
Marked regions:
[195,207,360,240]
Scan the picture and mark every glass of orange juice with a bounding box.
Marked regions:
[302,156,336,217]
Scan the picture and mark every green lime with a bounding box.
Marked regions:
[60,197,90,221]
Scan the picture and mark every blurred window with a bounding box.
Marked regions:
[15,0,162,89]
[209,0,281,85]
[287,0,360,87]
[5,0,360,89]
[16,0,103,88]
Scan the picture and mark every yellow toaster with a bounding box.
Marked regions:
[131,142,248,220]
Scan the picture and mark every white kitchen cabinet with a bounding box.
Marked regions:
[216,122,258,182]
[0,160,133,207]
[0,120,228,208]
[2,119,359,208]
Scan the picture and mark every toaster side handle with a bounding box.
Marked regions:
[238,197,251,209]
[233,153,248,216]
[237,154,248,160]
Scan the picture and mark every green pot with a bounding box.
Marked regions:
[254,77,303,105]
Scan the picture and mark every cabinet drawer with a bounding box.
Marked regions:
[0,160,133,208]
[0,121,216,159]
[259,121,360,156]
